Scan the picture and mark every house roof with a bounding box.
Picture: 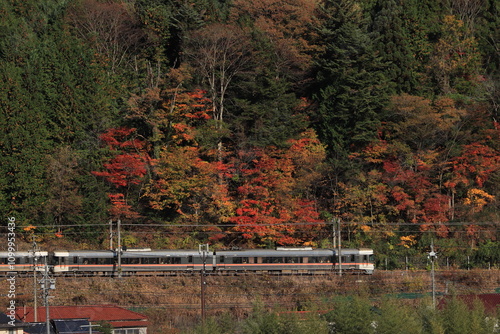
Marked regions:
[23,323,56,334]
[0,312,29,328]
[438,293,500,315]
[15,305,148,328]
[53,319,94,334]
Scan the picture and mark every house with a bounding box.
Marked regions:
[0,313,29,334]
[20,319,100,334]
[15,306,148,334]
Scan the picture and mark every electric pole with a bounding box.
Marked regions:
[117,219,122,278]
[331,218,336,249]
[428,241,437,309]
[31,237,39,322]
[40,256,55,334]
[337,218,342,276]
[109,219,113,250]
[199,244,209,323]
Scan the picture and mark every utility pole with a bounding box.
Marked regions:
[40,256,55,334]
[31,237,39,322]
[337,218,342,276]
[109,219,113,250]
[117,219,122,278]
[331,219,336,249]
[428,241,437,309]
[199,244,209,323]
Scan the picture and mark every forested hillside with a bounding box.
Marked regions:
[1,0,499,264]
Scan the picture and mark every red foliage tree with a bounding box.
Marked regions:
[93,127,152,219]
[230,142,324,246]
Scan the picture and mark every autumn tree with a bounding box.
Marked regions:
[445,142,499,222]
[142,89,234,228]
[229,0,318,79]
[429,15,481,95]
[93,127,152,220]
[229,135,325,246]
[185,23,252,154]
[67,0,147,76]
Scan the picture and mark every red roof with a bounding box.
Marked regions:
[438,294,500,315]
[15,305,148,328]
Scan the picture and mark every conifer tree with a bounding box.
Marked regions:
[312,0,389,168]
[370,0,418,94]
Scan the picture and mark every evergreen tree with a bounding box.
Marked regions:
[312,0,389,168]
[376,298,421,334]
[230,32,308,149]
[370,0,418,94]
[324,296,374,334]
[0,0,118,228]
[478,0,500,75]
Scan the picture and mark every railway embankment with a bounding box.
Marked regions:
[3,269,499,333]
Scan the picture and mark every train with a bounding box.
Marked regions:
[0,247,375,276]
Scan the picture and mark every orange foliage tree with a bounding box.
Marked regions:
[143,89,234,231]
[229,131,325,246]
[349,95,500,242]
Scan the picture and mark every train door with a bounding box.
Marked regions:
[217,255,226,270]
[52,252,72,274]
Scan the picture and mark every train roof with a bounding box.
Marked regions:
[0,251,48,257]
[51,248,373,258]
[53,250,115,257]
[53,249,205,257]
[216,249,336,257]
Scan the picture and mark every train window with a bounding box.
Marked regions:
[350,255,356,262]
[310,256,331,263]
[143,258,159,264]
[165,257,181,264]
[99,258,113,265]
[285,257,301,263]
[188,256,193,263]
[219,256,225,264]
[263,257,283,263]
[233,257,249,264]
